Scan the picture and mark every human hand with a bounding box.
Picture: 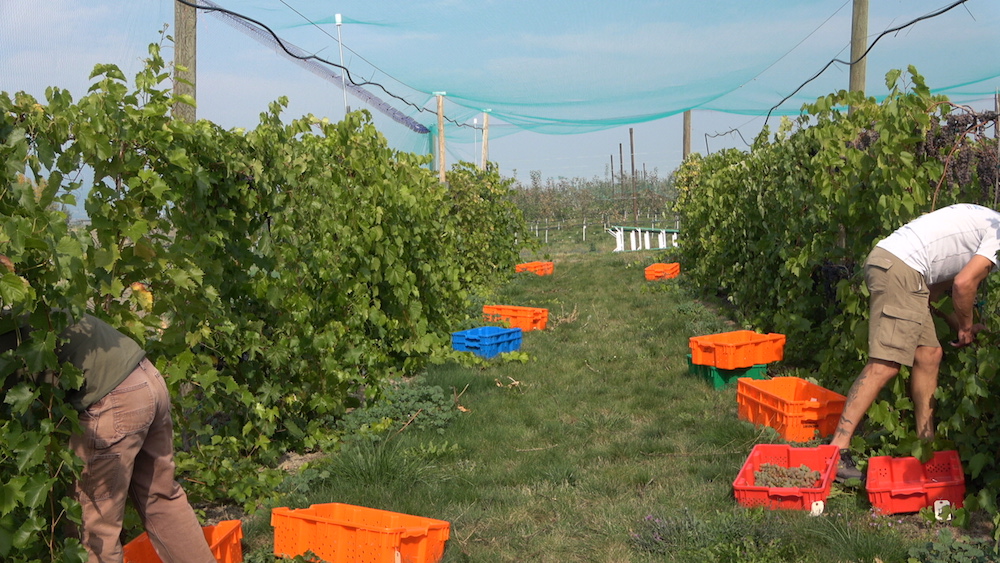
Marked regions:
[949,323,987,347]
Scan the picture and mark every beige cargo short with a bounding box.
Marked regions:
[864,247,939,366]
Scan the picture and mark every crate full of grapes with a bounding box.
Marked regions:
[733,444,839,513]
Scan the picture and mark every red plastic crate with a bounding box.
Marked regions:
[515,261,554,276]
[866,450,966,515]
[482,304,548,332]
[123,520,243,563]
[644,262,680,280]
[736,377,846,442]
[271,503,450,563]
[689,330,785,369]
[733,444,839,511]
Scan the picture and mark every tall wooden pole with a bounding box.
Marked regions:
[618,143,625,219]
[610,155,615,201]
[174,1,197,122]
[480,111,490,169]
[682,110,692,159]
[629,127,637,222]
[849,0,869,112]
[435,92,446,182]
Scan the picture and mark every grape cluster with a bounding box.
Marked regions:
[849,126,880,151]
[916,109,999,197]
[753,463,821,488]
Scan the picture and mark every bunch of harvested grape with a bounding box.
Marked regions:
[753,463,821,488]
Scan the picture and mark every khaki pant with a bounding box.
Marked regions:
[865,247,938,366]
[70,358,215,563]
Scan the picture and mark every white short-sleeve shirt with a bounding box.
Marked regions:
[875,203,1000,285]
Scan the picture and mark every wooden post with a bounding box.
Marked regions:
[174,1,197,123]
[682,110,692,159]
[619,143,625,221]
[480,111,490,169]
[849,0,868,112]
[630,127,637,222]
[610,154,615,201]
[434,92,446,182]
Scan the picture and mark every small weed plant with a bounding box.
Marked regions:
[631,508,800,562]
[337,377,458,437]
[908,530,1000,563]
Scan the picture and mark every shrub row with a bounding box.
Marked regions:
[673,67,1000,532]
[0,43,526,560]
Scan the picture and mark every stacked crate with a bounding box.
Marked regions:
[482,304,549,332]
[644,262,680,280]
[515,261,554,276]
[687,330,783,388]
[451,326,522,359]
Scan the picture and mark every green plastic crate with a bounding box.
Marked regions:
[687,354,767,389]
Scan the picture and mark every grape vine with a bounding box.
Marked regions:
[674,66,1000,534]
[0,43,527,560]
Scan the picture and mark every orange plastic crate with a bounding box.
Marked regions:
[643,262,680,280]
[515,261,554,276]
[482,304,548,331]
[689,330,785,369]
[271,503,450,563]
[736,377,846,442]
[733,444,839,511]
[866,450,966,515]
[123,520,243,563]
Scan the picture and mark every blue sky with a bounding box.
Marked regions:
[2,0,998,185]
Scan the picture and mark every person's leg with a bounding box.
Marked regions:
[128,358,215,563]
[830,358,901,450]
[70,367,154,563]
[910,345,943,441]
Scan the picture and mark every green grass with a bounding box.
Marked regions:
[236,241,976,562]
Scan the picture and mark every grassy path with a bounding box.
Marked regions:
[244,250,958,562]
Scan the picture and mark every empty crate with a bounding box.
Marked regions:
[644,262,680,280]
[689,330,785,369]
[271,503,450,563]
[866,450,966,515]
[123,520,243,563]
[733,444,840,511]
[515,261,554,276]
[482,305,548,332]
[451,326,522,358]
[736,377,846,442]
[686,354,767,389]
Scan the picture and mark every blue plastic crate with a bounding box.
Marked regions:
[451,326,522,359]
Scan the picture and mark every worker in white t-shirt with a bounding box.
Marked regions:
[833,203,1000,481]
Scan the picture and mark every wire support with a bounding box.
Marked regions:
[176,0,481,132]
[764,0,972,124]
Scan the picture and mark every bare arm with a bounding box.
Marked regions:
[950,255,993,346]
[928,280,960,332]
